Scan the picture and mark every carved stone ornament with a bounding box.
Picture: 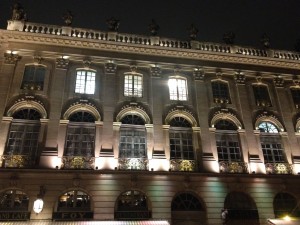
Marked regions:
[56,57,69,69]
[256,74,262,83]
[188,24,198,40]
[105,62,117,73]
[62,10,73,26]
[130,65,138,73]
[234,72,245,84]
[83,59,91,68]
[106,17,120,32]
[150,66,161,78]
[11,2,27,21]
[273,75,284,87]
[4,53,21,64]
[148,19,160,36]
[33,56,43,64]
[216,72,222,79]
[293,76,300,87]
[193,68,204,80]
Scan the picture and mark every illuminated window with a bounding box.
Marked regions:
[253,85,272,107]
[168,77,188,101]
[124,73,143,97]
[64,111,95,157]
[211,81,231,103]
[169,117,194,160]
[0,190,29,211]
[3,109,41,168]
[216,120,241,162]
[119,115,146,158]
[58,190,91,212]
[75,70,95,94]
[290,88,300,108]
[258,122,285,163]
[21,65,46,91]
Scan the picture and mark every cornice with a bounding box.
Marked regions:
[1,30,300,70]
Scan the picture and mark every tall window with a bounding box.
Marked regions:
[259,122,285,163]
[211,80,231,103]
[216,120,241,162]
[290,88,300,108]
[0,190,29,211]
[169,117,194,160]
[119,115,147,158]
[4,109,41,168]
[21,65,46,91]
[168,77,188,101]
[75,70,96,94]
[64,111,95,157]
[124,73,143,97]
[253,84,272,107]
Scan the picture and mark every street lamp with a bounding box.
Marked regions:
[33,185,46,214]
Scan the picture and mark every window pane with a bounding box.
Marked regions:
[75,70,96,94]
[168,78,187,101]
[124,74,143,97]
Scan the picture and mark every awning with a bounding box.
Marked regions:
[268,219,300,225]
[0,220,170,225]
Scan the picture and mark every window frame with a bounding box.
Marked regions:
[211,80,231,104]
[168,76,188,101]
[21,64,46,91]
[75,69,96,95]
[252,84,272,107]
[124,73,143,97]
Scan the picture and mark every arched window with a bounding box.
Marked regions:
[119,115,146,158]
[224,192,259,224]
[3,108,41,168]
[216,120,241,162]
[168,77,188,101]
[169,117,194,160]
[63,111,96,169]
[211,80,231,104]
[0,189,29,211]
[115,190,150,219]
[258,122,285,164]
[75,70,96,94]
[57,190,91,212]
[21,65,46,91]
[124,73,143,97]
[274,192,300,218]
[171,192,206,225]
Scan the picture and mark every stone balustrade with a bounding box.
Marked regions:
[6,20,300,62]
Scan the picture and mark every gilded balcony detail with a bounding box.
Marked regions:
[1,155,31,168]
[118,158,149,170]
[265,163,293,174]
[62,156,95,169]
[219,161,248,173]
[170,160,196,172]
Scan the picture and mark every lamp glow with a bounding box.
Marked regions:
[283,215,291,221]
[33,198,44,214]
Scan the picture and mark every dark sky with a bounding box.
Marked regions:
[1,0,300,51]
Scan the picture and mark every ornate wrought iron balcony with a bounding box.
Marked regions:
[219,161,248,173]
[62,156,95,169]
[118,158,149,170]
[170,159,197,172]
[1,154,32,168]
[265,163,293,174]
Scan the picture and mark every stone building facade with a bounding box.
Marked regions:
[1,10,300,225]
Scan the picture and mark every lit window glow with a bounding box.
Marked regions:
[75,70,96,94]
[168,77,188,101]
[124,74,143,97]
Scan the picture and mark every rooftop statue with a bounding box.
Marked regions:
[11,2,27,21]
[261,33,270,48]
[223,32,235,45]
[106,17,120,32]
[62,10,74,26]
[148,19,160,36]
[188,24,198,40]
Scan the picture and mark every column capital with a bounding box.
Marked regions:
[150,66,161,78]
[56,57,69,70]
[4,53,21,65]
[273,75,284,88]
[234,72,246,84]
[105,62,117,73]
[193,68,205,81]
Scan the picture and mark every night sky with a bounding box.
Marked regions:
[1,0,300,51]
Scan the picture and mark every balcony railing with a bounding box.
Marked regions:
[62,156,95,169]
[1,154,32,168]
[118,158,149,170]
[219,161,248,173]
[170,159,197,172]
[265,163,293,174]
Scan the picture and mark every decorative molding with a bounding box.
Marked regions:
[33,56,43,64]
[4,53,21,64]
[56,57,69,69]
[105,62,117,73]
[234,72,246,84]
[273,75,284,87]
[193,68,205,80]
[150,66,161,78]
[2,32,300,70]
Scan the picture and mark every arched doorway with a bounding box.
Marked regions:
[171,192,206,225]
[224,191,259,225]
[274,192,300,218]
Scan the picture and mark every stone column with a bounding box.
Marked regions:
[0,53,20,122]
[45,58,69,149]
[145,124,154,159]
[162,125,170,160]
[0,117,13,156]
